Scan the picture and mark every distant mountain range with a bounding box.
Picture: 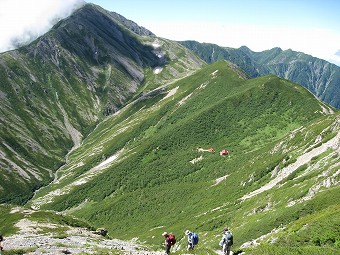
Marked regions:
[0,3,339,255]
[179,41,340,109]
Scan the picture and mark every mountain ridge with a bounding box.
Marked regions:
[179,40,340,109]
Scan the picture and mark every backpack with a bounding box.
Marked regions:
[168,234,176,246]
[225,232,233,246]
[192,233,199,245]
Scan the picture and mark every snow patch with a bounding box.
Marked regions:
[153,67,163,74]
[152,41,161,49]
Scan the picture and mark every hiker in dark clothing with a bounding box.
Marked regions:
[219,227,233,255]
[162,232,176,254]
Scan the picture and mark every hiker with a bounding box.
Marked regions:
[219,227,233,255]
[185,230,194,250]
[185,230,199,250]
[162,232,176,254]
[0,235,3,254]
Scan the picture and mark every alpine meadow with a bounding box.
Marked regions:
[0,3,339,255]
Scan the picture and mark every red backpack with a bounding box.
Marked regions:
[168,234,176,246]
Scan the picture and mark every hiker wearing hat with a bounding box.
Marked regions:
[219,227,233,255]
[162,232,176,254]
[185,230,194,250]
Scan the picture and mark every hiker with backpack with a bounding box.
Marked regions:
[185,230,199,250]
[219,227,233,255]
[162,232,176,254]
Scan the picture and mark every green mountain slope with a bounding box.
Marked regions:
[0,4,339,255]
[0,3,204,204]
[180,40,340,109]
[28,61,339,254]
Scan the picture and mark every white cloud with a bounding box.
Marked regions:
[329,50,340,66]
[143,21,340,66]
[0,0,84,52]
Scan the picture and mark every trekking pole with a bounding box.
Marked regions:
[173,235,186,252]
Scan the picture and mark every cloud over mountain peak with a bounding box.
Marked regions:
[0,0,84,53]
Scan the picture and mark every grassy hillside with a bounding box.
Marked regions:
[28,61,339,254]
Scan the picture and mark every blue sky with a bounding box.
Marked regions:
[88,0,340,65]
[89,0,340,30]
[0,0,339,65]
